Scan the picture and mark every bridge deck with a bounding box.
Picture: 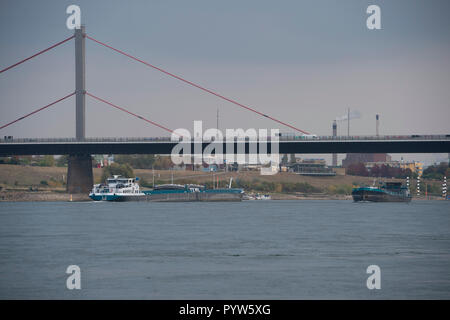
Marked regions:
[1,135,449,155]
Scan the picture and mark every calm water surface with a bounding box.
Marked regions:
[0,200,449,299]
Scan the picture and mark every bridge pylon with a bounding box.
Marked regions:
[75,25,86,140]
[67,25,93,194]
[67,154,93,193]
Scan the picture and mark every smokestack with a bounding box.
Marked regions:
[347,108,350,136]
[376,114,379,136]
[332,120,337,167]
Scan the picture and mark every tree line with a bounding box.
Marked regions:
[346,163,416,179]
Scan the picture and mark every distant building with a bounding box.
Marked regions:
[93,154,114,168]
[333,167,346,176]
[289,158,336,176]
[342,153,391,168]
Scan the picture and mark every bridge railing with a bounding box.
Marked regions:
[1,134,449,144]
[279,134,450,141]
[0,137,173,143]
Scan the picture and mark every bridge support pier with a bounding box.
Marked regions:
[67,154,93,194]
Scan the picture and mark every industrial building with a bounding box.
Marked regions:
[289,159,336,176]
[342,153,392,168]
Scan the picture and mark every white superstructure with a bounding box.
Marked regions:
[89,175,145,200]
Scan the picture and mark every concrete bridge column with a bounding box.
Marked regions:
[67,154,93,194]
[66,26,92,194]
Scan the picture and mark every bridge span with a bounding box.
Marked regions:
[1,135,449,193]
[1,135,449,156]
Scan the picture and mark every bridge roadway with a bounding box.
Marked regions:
[1,135,449,156]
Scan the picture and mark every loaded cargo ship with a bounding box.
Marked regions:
[89,176,243,202]
[149,184,243,202]
[352,182,411,202]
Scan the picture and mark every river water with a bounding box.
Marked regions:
[0,200,449,299]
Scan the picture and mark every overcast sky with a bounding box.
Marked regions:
[1,0,449,164]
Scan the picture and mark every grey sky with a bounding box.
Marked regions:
[1,0,449,164]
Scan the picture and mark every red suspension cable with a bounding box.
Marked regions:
[0,35,75,74]
[86,35,310,135]
[86,92,180,136]
[0,92,75,130]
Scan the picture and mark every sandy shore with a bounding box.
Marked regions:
[0,164,445,202]
[0,191,444,202]
[1,190,445,202]
[0,191,91,202]
[0,190,352,202]
[0,190,444,202]
[270,193,352,200]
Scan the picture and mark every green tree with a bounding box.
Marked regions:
[0,156,20,164]
[347,163,369,176]
[38,155,55,167]
[56,155,69,167]
[101,163,134,182]
[422,162,449,180]
[153,155,174,169]
[114,154,156,169]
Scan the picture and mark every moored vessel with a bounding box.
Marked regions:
[352,181,411,202]
[89,177,243,202]
[149,184,244,202]
[242,193,271,200]
[255,194,271,200]
[89,175,149,201]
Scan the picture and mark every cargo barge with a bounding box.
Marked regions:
[89,176,243,202]
[352,182,411,202]
[149,184,243,202]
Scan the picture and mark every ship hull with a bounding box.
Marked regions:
[89,194,149,201]
[149,189,243,202]
[89,189,243,202]
[352,189,411,203]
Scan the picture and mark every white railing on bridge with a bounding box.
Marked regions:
[1,134,449,144]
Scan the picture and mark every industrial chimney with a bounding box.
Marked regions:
[376,114,380,136]
[332,120,337,167]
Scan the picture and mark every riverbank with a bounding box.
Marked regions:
[1,189,445,202]
[0,164,445,202]
[0,190,90,202]
[0,189,351,202]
